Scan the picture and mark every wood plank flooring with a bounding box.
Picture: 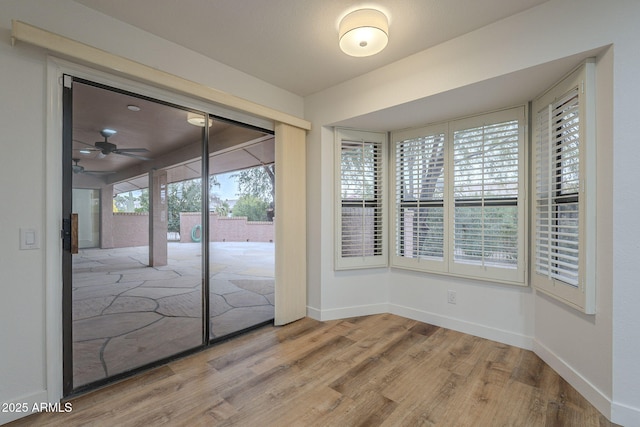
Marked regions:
[8,314,617,426]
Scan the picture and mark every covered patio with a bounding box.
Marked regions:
[71,241,274,387]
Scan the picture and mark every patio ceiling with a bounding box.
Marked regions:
[111,137,275,194]
[71,81,273,194]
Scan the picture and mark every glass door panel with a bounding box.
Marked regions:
[207,117,275,340]
[69,80,204,389]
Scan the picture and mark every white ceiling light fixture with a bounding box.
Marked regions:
[339,8,389,57]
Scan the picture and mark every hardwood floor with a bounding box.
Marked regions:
[9,314,616,426]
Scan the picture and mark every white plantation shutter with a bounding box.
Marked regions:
[452,119,520,266]
[392,125,447,272]
[450,110,525,282]
[391,107,526,284]
[335,128,387,270]
[532,60,595,314]
[535,88,580,286]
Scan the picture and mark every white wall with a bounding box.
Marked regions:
[0,27,48,420]
[0,0,303,424]
[1,0,638,425]
[305,0,639,424]
[0,0,303,118]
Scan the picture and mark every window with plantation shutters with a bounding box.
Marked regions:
[452,115,521,277]
[392,125,447,272]
[535,88,580,286]
[532,60,596,314]
[335,128,387,270]
[391,107,526,284]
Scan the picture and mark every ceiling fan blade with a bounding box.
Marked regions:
[73,139,97,148]
[84,170,116,175]
[72,158,114,175]
[113,151,152,161]
[114,148,150,153]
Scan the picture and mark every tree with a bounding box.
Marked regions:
[232,195,269,222]
[214,201,230,217]
[208,175,220,199]
[167,180,202,233]
[232,164,275,204]
[113,189,149,213]
[136,189,149,213]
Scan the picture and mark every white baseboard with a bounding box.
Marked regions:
[306,305,321,320]
[0,389,49,425]
[611,401,640,427]
[307,303,531,349]
[306,303,388,322]
[389,303,533,350]
[533,339,612,420]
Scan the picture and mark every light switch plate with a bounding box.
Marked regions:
[20,228,39,250]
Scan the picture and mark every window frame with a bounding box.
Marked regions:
[334,128,388,270]
[531,60,596,314]
[390,107,528,285]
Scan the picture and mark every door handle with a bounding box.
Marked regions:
[62,213,79,254]
[70,213,78,254]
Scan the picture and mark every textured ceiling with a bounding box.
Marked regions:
[73,0,549,96]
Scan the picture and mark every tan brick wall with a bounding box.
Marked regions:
[180,212,274,243]
[110,212,274,246]
[112,212,149,248]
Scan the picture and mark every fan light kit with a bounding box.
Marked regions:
[339,8,389,57]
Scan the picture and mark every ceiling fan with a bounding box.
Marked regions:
[72,158,115,176]
[74,129,151,161]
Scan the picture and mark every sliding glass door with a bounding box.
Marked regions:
[63,77,274,395]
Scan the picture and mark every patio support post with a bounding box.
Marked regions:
[100,184,115,249]
[149,168,168,266]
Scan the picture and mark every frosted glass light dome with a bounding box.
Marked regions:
[339,9,389,57]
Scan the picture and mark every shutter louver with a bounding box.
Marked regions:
[535,87,580,287]
[453,120,520,269]
[395,134,445,260]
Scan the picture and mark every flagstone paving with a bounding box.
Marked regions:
[72,242,274,387]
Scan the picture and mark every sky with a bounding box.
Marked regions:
[212,171,239,201]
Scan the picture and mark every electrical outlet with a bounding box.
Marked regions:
[447,290,457,305]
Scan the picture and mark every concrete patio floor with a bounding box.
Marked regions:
[72,242,274,387]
